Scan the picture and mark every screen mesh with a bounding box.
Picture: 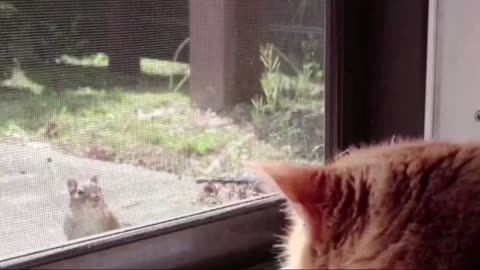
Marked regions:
[0,0,326,259]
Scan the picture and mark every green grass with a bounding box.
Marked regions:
[0,52,320,177]
[0,54,260,177]
[8,53,191,147]
[57,53,189,76]
[0,89,240,157]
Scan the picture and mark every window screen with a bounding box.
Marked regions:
[0,0,326,261]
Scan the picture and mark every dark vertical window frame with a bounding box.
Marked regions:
[363,0,429,142]
[331,0,429,151]
[324,0,344,160]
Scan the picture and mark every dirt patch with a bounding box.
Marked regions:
[196,179,265,207]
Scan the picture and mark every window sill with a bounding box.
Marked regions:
[2,194,286,269]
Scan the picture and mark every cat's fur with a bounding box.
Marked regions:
[64,176,120,241]
[248,140,480,269]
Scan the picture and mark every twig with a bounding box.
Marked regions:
[195,178,254,185]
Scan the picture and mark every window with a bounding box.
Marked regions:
[0,0,327,268]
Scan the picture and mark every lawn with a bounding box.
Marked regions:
[0,54,294,179]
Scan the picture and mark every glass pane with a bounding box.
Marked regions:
[0,0,326,260]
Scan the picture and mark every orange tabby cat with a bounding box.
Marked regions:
[248,140,480,269]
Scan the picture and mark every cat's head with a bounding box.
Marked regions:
[67,176,104,209]
[248,161,356,268]
[246,141,419,268]
[247,139,480,269]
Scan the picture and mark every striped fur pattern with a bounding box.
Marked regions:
[248,139,480,269]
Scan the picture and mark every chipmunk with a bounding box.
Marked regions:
[63,176,120,241]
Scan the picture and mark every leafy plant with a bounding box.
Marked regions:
[250,42,325,161]
[258,44,283,110]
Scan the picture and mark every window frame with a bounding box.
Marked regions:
[0,0,430,268]
[424,0,438,140]
[4,195,286,269]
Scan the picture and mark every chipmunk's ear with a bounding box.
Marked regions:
[90,175,98,184]
[67,179,77,194]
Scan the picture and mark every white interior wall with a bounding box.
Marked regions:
[430,0,480,141]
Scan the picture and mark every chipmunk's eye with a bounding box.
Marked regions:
[77,190,85,196]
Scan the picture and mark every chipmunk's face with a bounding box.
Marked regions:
[67,176,103,208]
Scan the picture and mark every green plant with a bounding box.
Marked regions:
[250,42,325,161]
[259,44,283,109]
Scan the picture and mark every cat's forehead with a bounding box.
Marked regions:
[332,141,471,166]
[333,142,426,165]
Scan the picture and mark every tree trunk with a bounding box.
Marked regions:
[106,1,140,74]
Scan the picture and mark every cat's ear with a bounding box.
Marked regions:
[90,175,98,184]
[245,161,327,204]
[247,161,333,240]
[67,178,77,194]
